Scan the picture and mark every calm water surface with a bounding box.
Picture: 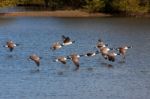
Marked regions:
[0,16,150,99]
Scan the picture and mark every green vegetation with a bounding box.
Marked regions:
[0,0,17,7]
[112,0,149,15]
[84,0,105,13]
[0,0,150,16]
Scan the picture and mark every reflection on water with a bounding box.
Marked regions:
[0,17,150,99]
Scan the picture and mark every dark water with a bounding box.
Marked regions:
[0,16,150,99]
[0,7,46,13]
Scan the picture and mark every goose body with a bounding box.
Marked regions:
[117,46,132,59]
[62,35,75,46]
[29,54,41,66]
[99,47,110,59]
[106,52,118,62]
[70,54,80,69]
[51,42,62,50]
[5,40,17,52]
[55,56,68,64]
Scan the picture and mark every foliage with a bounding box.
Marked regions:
[112,0,149,14]
[84,0,105,13]
[0,0,18,7]
[46,0,63,10]
[17,0,44,5]
[103,0,114,13]
[62,0,86,9]
[0,0,150,15]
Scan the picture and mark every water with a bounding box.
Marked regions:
[0,16,150,99]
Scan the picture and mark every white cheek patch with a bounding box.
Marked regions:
[5,45,8,48]
[64,58,67,60]
[55,59,59,62]
[114,53,117,56]
[63,42,72,46]
[124,46,128,49]
[85,54,88,57]
[77,55,80,58]
[92,53,96,56]
[89,53,96,56]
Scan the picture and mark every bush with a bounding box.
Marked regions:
[0,0,17,7]
[112,0,149,15]
[84,0,105,13]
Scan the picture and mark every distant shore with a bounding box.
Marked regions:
[0,10,112,17]
[1,10,150,17]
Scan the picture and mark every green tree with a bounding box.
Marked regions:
[84,0,105,13]
[62,0,86,9]
[103,0,114,13]
[112,0,149,15]
[0,0,18,7]
[46,0,63,10]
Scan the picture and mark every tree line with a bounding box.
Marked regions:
[0,0,150,15]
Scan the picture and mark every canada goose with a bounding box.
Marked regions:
[29,54,41,67]
[106,51,118,62]
[69,53,80,70]
[99,47,110,59]
[50,42,63,50]
[55,56,70,64]
[62,35,75,46]
[117,46,132,59]
[4,40,18,52]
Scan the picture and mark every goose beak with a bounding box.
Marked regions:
[128,46,133,48]
[110,48,114,50]
[66,56,71,59]
[115,48,119,51]
[27,57,30,61]
[39,57,42,59]
[105,44,108,46]
[117,53,120,55]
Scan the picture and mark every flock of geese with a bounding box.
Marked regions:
[4,35,132,71]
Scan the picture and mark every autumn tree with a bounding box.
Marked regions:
[0,0,18,7]
[112,0,149,15]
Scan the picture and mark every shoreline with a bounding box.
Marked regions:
[0,10,150,18]
[0,10,112,17]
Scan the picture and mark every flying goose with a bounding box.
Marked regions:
[50,42,63,50]
[62,35,75,46]
[69,53,81,70]
[106,51,119,62]
[117,46,132,59]
[55,56,70,64]
[29,54,41,67]
[4,40,18,52]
